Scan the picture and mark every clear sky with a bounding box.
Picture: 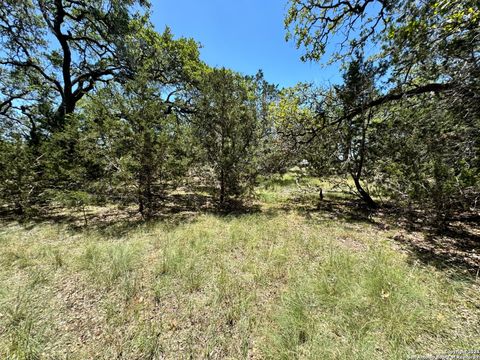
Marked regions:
[150,0,342,88]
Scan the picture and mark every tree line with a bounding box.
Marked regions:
[1,0,478,224]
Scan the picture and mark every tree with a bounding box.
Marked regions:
[0,0,150,135]
[273,54,380,208]
[0,0,152,214]
[283,0,480,214]
[370,95,480,223]
[192,68,259,207]
[284,0,479,125]
[246,70,283,177]
[83,28,202,218]
[0,136,37,214]
[334,52,378,207]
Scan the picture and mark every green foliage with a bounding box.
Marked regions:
[84,81,190,216]
[52,190,93,225]
[0,0,151,128]
[282,0,480,215]
[371,96,480,219]
[0,137,37,214]
[273,54,381,207]
[192,68,262,206]
[0,0,154,215]
[1,2,479,358]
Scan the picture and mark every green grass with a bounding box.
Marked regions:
[0,179,479,359]
[266,246,450,359]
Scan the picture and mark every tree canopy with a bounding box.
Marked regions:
[0,0,478,222]
[0,0,150,133]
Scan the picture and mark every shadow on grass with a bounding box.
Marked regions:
[368,205,479,275]
[1,187,478,275]
[278,190,378,226]
[273,190,480,275]
[0,205,147,239]
[0,190,262,239]
[313,199,479,275]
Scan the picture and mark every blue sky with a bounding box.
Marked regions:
[150,0,342,88]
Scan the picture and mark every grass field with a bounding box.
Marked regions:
[1,177,479,359]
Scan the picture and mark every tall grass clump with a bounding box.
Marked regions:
[264,244,453,359]
[0,285,47,359]
[78,242,141,288]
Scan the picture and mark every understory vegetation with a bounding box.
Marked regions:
[1,0,479,358]
[1,0,479,221]
[1,178,479,359]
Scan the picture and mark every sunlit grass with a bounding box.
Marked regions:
[0,182,479,359]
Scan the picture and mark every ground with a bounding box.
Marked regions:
[0,176,479,359]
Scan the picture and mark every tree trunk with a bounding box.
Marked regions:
[138,171,147,217]
[144,179,153,218]
[139,186,153,219]
[219,168,226,206]
[350,110,378,209]
[352,175,378,209]
[138,130,154,219]
[14,201,24,216]
[138,187,144,217]
[82,206,88,226]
